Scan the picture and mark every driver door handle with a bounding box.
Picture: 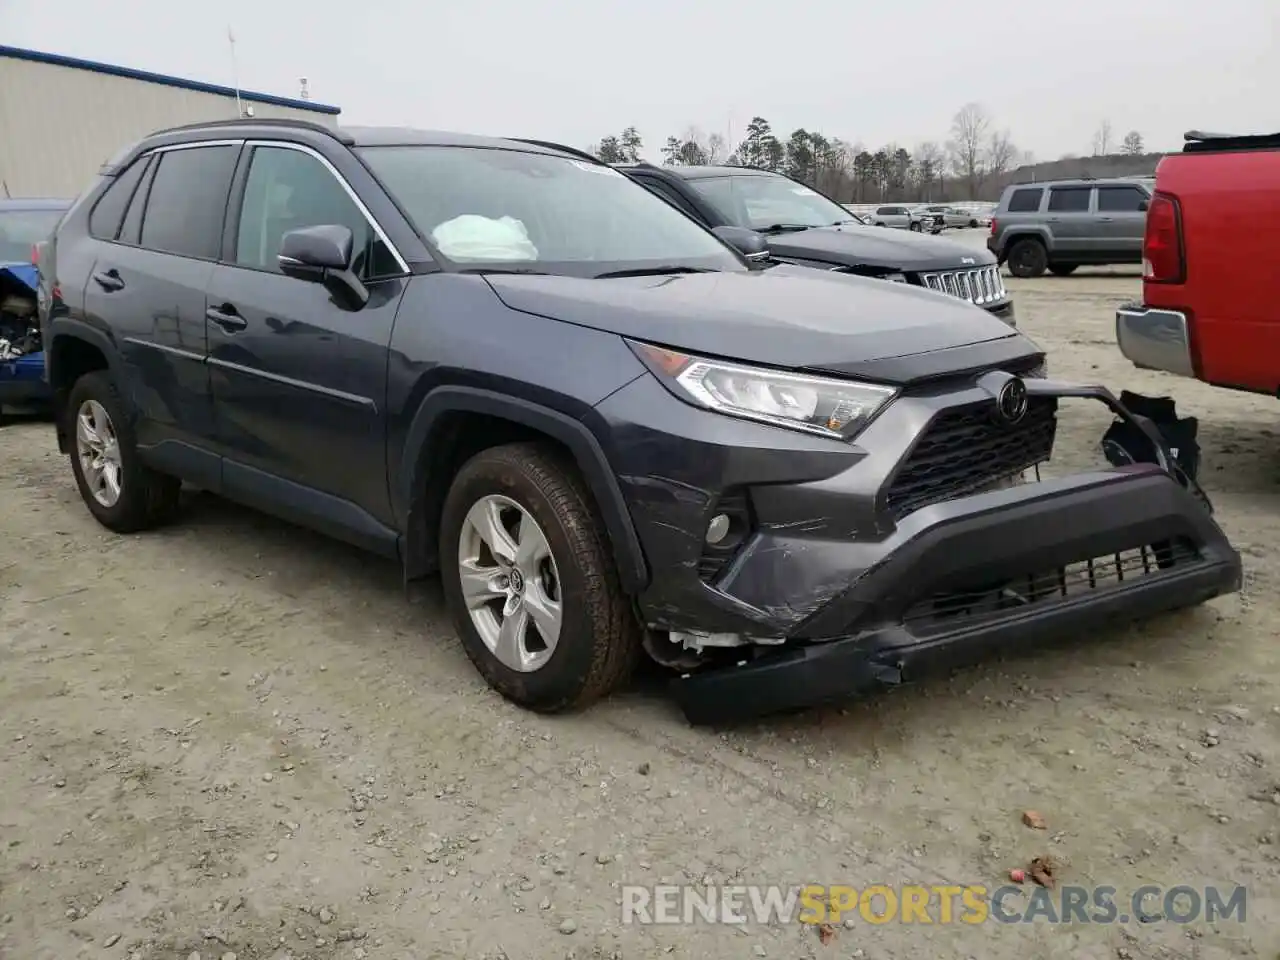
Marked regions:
[206,304,247,332]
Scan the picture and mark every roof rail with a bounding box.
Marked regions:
[149,117,354,145]
[506,138,605,164]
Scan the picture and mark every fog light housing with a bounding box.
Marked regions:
[706,513,731,544]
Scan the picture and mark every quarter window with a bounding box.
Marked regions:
[233,146,399,279]
[89,157,149,241]
[1047,187,1092,213]
[1007,188,1043,213]
[140,145,240,259]
[118,157,157,246]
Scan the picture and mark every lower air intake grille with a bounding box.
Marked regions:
[904,539,1202,631]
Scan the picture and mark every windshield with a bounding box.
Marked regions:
[685,173,857,232]
[0,208,64,263]
[357,146,745,277]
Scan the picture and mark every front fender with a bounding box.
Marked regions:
[398,385,650,593]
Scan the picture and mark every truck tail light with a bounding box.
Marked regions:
[989,217,997,236]
[30,244,39,266]
[1143,193,1185,284]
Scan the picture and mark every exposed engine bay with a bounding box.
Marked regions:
[0,285,40,360]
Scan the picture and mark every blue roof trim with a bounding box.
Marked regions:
[0,44,340,115]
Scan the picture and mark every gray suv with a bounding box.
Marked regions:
[987,178,1152,278]
[40,119,1238,725]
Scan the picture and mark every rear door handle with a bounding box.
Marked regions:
[92,269,124,292]
[206,305,247,332]
[1098,216,1114,222]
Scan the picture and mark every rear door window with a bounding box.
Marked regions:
[139,145,240,260]
[1007,188,1043,213]
[1096,186,1149,212]
[1047,187,1092,213]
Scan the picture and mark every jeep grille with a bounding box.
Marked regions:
[918,265,1006,306]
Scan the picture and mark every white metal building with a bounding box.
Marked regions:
[0,45,341,199]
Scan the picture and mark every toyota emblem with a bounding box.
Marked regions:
[996,377,1029,423]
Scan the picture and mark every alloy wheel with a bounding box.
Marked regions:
[457,494,563,673]
[75,399,123,507]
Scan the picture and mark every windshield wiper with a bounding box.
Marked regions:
[757,223,814,234]
[592,266,714,279]
[456,266,551,275]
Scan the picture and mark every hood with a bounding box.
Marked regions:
[765,224,996,272]
[485,264,1038,384]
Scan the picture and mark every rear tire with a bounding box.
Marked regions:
[438,442,640,713]
[1007,238,1048,278]
[66,371,181,533]
[1049,264,1079,276]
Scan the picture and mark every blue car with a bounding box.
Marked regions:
[1,197,72,418]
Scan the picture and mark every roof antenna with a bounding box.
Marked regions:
[227,25,245,118]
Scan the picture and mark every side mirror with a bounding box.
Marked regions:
[278,224,369,309]
[1138,199,1149,212]
[712,225,769,263]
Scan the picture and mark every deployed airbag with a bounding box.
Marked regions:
[431,215,538,261]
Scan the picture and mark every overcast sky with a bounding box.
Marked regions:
[5,0,1277,161]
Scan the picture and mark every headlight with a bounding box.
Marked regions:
[628,341,897,439]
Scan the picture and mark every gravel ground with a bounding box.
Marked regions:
[2,240,1278,960]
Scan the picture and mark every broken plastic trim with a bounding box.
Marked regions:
[1024,378,1214,515]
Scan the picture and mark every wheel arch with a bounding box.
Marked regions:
[398,386,650,594]
[45,322,124,454]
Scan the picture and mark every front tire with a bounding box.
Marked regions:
[438,442,639,713]
[909,221,922,232]
[1007,238,1049,278]
[66,371,181,533]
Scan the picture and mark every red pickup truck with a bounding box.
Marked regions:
[1116,130,1280,395]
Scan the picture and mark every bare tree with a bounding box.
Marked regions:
[948,103,991,199]
[986,130,1017,181]
[706,132,727,165]
[1091,120,1113,156]
[913,141,945,199]
[1121,130,1145,155]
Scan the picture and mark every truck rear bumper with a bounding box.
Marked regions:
[1116,304,1194,378]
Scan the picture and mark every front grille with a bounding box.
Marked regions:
[904,538,1201,631]
[918,265,1007,306]
[885,397,1057,521]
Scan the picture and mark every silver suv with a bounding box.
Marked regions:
[987,178,1152,278]
[871,204,932,231]
[918,205,971,230]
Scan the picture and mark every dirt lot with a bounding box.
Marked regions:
[2,246,1278,960]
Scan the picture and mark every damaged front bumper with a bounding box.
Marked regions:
[0,263,49,409]
[597,373,1241,725]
